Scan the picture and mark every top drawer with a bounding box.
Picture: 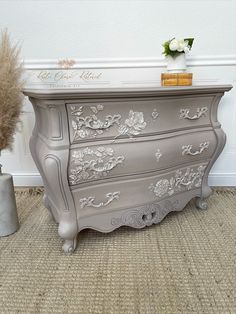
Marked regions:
[67,95,213,144]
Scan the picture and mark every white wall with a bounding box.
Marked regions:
[1,0,236,58]
[0,0,236,186]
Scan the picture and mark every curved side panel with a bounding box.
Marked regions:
[29,98,79,252]
[44,154,69,211]
[200,93,227,199]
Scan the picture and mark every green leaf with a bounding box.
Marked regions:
[162,40,177,57]
[184,38,194,49]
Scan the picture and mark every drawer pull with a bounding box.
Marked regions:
[90,156,125,173]
[179,107,208,120]
[182,141,209,156]
[80,191,120,209]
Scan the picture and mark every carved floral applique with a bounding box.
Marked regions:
[149,165,206,198]
[70,104,121,140]
[111,200,179,228]
[69,146,125,184]
[117,110,147,138]
[70,104,147,141]
[152,179,169,197]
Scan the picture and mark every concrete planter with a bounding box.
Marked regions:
[0,168,19,237]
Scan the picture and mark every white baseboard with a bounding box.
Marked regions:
[12,173,43,187]
[11,173,236,187]
[208,173,236,187]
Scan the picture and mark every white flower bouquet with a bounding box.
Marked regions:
[162,37,194,57]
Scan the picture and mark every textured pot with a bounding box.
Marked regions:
[0,167,19,236]
[167,53,187,73]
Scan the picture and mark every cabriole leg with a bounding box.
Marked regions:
[62,237,77,254]
[58,219,78,254]
[195,197,208,210]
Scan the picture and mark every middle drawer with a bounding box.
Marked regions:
[68,130,216,186]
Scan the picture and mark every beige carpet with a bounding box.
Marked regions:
[0,188,236,314]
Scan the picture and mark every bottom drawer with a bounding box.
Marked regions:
[72,162,208,218]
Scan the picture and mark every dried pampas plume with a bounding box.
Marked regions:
[0,29,24,151]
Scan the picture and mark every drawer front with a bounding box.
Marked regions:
[68,130,216,185]
[67,96,213,144]
[72,162,208,218]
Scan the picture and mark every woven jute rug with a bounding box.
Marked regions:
[0,188,236,313]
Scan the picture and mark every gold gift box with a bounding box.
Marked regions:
[161,73,193,86]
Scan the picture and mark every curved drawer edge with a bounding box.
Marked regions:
[72,162,208,219]
[69,158,212,190]
[68,129,216,186]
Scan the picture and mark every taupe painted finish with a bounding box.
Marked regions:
[23,85,232,254]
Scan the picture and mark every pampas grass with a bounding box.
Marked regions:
[0,29,24,150]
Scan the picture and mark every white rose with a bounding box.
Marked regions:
[169,39,178,51]
[184,46,190,53]
[177,39,188,52]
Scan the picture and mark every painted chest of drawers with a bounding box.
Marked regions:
[24,85,232,254]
